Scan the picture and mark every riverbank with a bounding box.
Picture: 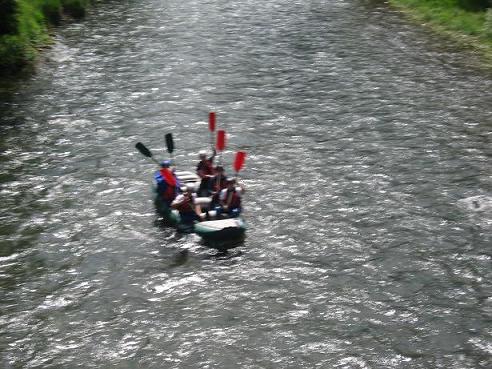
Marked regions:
[388,0,492,66]
[0,0,90,76]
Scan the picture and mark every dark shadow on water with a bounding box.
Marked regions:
[165,245,244,268]
[169,248,190,267]
[200,234,246,255]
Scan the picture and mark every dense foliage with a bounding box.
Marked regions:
[457,0,491,11]
[0,0,18,35]
[0,0,90,75]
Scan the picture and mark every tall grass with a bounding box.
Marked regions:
[389,0,491,42]
[388,0,492,66]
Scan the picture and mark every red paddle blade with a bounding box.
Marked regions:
[216,130,226,151]
[208,112,216,132]
[234,151,246,173]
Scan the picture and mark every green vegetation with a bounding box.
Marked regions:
[0,0,90,75]
[388,0,492,64]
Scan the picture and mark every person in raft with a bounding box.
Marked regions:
[196,149,216,196]
[217,178,245,218]
[211,165,228,193]
[171,185,201,224]
[155,160,180,206]
[208,165,228,210]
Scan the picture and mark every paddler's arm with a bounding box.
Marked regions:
[237,182,245,194]
[170,195,185,209]
[192,194,202,216]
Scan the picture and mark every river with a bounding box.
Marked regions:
[0,0,491,368]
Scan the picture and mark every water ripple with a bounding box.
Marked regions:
[0,0,491,368]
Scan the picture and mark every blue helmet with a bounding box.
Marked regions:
[160,160,171,168]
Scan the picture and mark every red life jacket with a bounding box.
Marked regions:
[159,169,177,200]
[160,168,176,186]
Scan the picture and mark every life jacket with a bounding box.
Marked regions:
[211,191,221,207]
[159,169,177,200]
[175,195,196,214]
[160,168,177,186]
[211,175,227,192]
[196,159,214,177]
[224,189,241,209]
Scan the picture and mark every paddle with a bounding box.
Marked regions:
[216,130,226,151]
[233,151,246,175]
[209,112,216,150]
[224,151,246,211]
[165,133,175,165]
[215,130,227,190]
[165,133,174,153]
[135,142,160,165]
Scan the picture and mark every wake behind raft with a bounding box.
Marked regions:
[135,140,247,250]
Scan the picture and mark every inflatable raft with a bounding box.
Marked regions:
[194,218,246,241]
[135,139,247,249]
[154,170,247,244]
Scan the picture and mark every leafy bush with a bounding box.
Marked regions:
[0,35,34,73]
[457,0,491,11]
[0,0,92,74]
[41,0,63,24]
[0,0,18,35]
[62,0,90,18]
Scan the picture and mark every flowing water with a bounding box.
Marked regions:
[1,0,491,368]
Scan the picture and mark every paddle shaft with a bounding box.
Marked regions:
[209,112,216,151]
